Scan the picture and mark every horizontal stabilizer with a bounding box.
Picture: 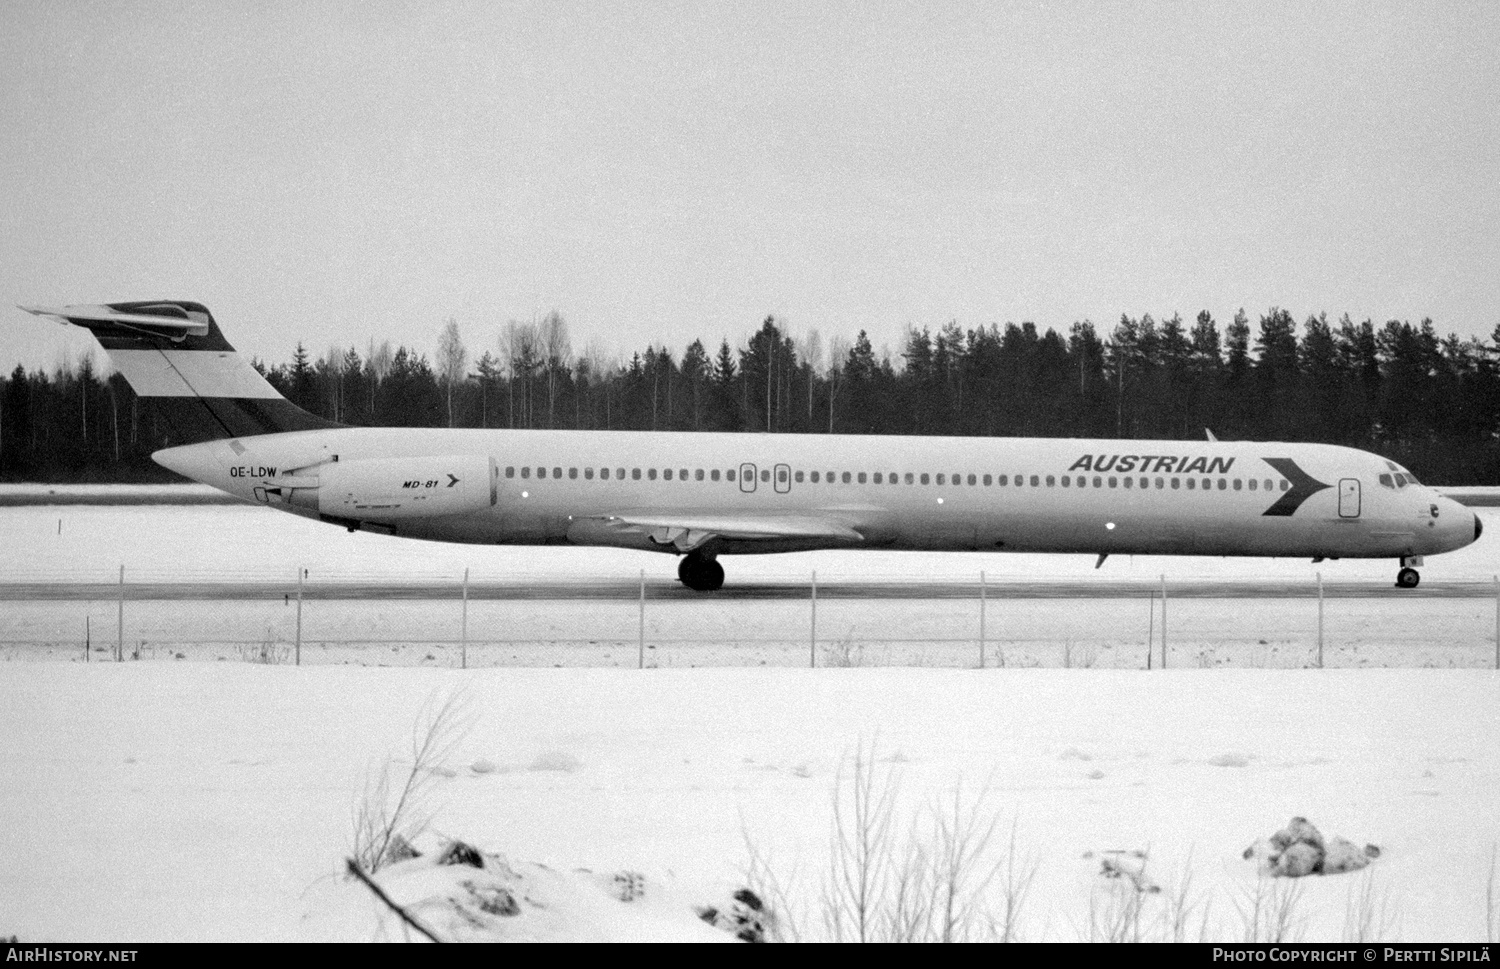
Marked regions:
[21,303,210,340]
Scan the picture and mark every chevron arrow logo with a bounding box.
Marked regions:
[1261,458,1331,516]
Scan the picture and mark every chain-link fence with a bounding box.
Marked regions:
[4,568,1498,669]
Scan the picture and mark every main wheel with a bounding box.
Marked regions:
[1395,567,1420,589]
[677,554,725,592]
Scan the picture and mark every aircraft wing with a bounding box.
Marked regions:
[575,512,865,552]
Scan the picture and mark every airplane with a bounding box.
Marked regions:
[19,300,1482,591]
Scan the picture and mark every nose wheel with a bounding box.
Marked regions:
[677,552,725,592]
[1395,567,1420,589]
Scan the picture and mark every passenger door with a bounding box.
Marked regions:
[774,463,791,494]
[739,462,757,493]
[1338,478,1361,518]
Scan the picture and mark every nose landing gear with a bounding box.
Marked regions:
[1395,555,1424,589]
[677,552,725,592]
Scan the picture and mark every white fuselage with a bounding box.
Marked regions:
[154,427,1478,563]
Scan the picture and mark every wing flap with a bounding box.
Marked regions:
[579,512,864,552]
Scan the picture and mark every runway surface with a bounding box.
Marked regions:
[2,578,1496,601]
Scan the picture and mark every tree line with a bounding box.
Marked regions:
[4,307,1499,484]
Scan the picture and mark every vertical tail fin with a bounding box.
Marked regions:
[19,301,339,444]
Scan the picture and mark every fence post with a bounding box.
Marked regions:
[461,567,469,670]
[117,564,124,662]
[638,570,645,670]
[1316,571,1324,668]
[1160,574,1168,669]
[1146,589,1154,670]
[295,566,303,666]
[978,570,986,669]
[810,570,817,669]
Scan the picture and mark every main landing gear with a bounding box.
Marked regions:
[677,552,725,592]
[1395,556,1423,589]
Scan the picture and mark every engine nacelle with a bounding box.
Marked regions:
[317,455,496,521]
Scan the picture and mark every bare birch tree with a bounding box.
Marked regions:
[436,318,468,428]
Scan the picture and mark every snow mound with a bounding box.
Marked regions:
[1242,817,1381,877]
[528,750,582,773]
[343,838,744,942]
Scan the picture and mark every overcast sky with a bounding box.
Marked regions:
[3,1,1497,375]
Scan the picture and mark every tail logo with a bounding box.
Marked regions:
[1261,459,1331,516]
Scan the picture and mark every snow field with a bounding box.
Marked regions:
[1,665,1498,941]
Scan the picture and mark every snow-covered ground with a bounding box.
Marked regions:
[2,500,1499,941]
[1,665,1497,942]
[2,501,1499,586]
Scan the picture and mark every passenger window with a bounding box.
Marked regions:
[1030,475,1039,486]
[536,467,546,478]
[649,469,658,480]
[1217,479,1226,490]
[906,473,916,484]
[983,474,992,486]
[1108,477,1118,488]
[811,471,820,483]
[858,472,867,484]
[1263,479,1272,491]
[1092,476,1102,488]
[795,471,804,483]
[1061,475,1070,487]
[1123,477,1131,489]
[936,474,945,485]
[778,468,788,483]
[521,467,530,479]
[1046,475,1056,487]
[506,466,516,478]
[584,468,594,480]
[1171,478,1180,489]
[696,469,705,481]
[727,469,736,482]
[1155,477,1164,489]
[664,469,673,481]
[1233,479,1241,490]
[872,472,881,484]
[1280,480,1290,491]
[967,474,976,485]
[616,468,625,479]
[632,468,642,480]
[569,468,578,479]
[711,469,721,482]
[1249,478,1258,491]
[600,468,610,480]
[553,467,562,479]
[760,470,770,483]
[1202,478,1211,490]
[921,473,930,485]
[1187,478,1195,490]
[997,475,1007,485]
[842,472,852,484]
[890,473,899,485]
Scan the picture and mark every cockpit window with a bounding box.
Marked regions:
[1379,473,1394,488]
[1394,473,1409,487]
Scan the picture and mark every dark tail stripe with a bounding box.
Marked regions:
[1261,458,1331,516]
